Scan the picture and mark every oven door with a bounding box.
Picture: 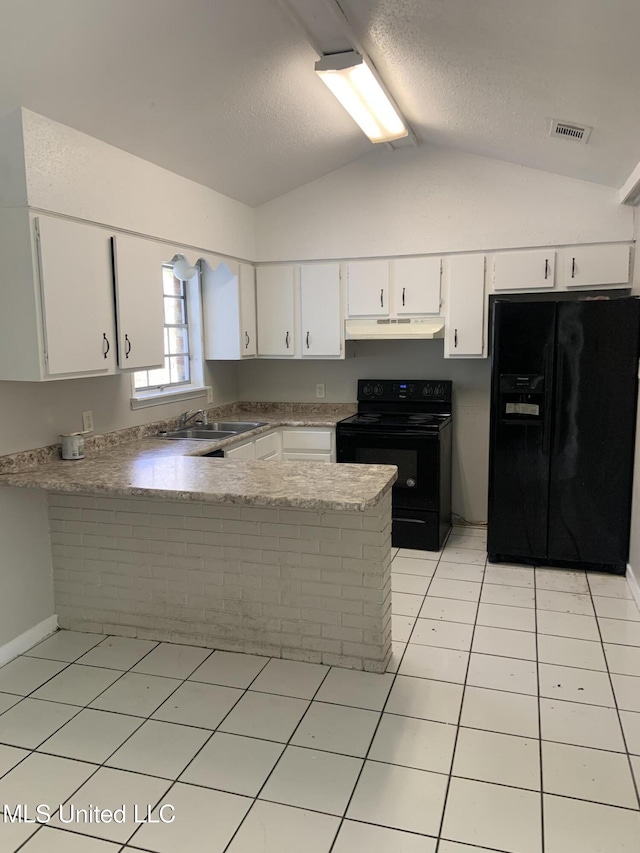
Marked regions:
[336,427,440,512]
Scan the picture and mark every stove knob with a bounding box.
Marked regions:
[362,384,373,396]
[434,384,444,397]
[422,385,433,397]
[406,478,416,488]
[373,384,384,396]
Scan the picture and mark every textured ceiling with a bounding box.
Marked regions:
[0,0,639,205]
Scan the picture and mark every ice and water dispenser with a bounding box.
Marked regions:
[498,374,545,422]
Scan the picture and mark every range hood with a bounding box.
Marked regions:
[345,318,445,340]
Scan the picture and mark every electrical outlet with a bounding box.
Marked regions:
[316,383,325,399]
[206,388,213,404]
[82,410,94,433]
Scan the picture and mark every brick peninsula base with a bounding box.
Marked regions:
[49,492,392,672]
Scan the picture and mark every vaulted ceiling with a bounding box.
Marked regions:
[1,0,639,206]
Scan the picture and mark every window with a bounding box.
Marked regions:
[133,265,191,392]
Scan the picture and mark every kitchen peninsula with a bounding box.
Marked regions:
[0,414,396,673]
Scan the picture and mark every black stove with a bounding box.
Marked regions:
[336,379,453,551]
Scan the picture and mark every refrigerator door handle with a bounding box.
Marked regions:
[543,342,554,456]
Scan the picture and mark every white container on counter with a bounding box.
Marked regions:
[60,433,85,460]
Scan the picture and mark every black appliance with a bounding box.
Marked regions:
[488,297,640,574]
[336,380,452,551]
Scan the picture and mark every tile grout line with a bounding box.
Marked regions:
[326,533,452,852]
[216,661,336,852]
[433,551,486,852]
[9,635,212,851]
[585,574,640,810]
[533,566,546,853]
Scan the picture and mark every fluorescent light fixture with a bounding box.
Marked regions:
[315,51,408,143]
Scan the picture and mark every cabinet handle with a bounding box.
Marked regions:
[103,333,110,358]
[454,328,458,348]
[571,257,576,278]
[306,331,310,349]
[402,287,405,307]
[544,259,550,280]
[285,331,290,349]
[380,289,384,307]
[245,331,250,349]
[125,334,132,358]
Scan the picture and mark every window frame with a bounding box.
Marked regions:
[130,259,209,409]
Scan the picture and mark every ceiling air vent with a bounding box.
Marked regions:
[550,119,592,144]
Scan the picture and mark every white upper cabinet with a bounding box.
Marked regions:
[112,234,166,370]
[300,263,342,357]
[239,263,258,356]
[392,257,441,315]
[445,254,486,358]
[564,244,631,288]
[493,249,556,291]
[347,260,390,316]
[202,258,257,360]
[256,265,296,356]
[36,216,117,377]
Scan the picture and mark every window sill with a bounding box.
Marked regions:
[130,385,211,410]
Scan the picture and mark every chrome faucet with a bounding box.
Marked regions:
[178,409,208,428]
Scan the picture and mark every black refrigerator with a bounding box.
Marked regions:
[488,297,640,574]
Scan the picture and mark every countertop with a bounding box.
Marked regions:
[0,411,397,511]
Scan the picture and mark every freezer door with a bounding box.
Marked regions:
[488,301,556,561]
[547,299,640,571]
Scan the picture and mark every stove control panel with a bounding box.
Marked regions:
[358,379,452,404]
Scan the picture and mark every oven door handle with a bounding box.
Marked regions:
[337,428,439,438]
[394,516,427,524]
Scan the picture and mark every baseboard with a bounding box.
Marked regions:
[0,615,58,668]
[627,563,640,610]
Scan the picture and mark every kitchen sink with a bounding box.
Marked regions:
[155,421,267,441]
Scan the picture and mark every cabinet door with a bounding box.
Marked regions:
[392,257,441,315]
[493,250,556,291]
[225,440,256,460]
[255,430,281,460]
[239,263,257,357]
[282,451,333,463]
[112,235,166,370]
[300,263,342,357]
[347,260,389,316]
[565,244,631,288]
[36,216,116,376]
[256,265,296,356]
[445,255,485,357]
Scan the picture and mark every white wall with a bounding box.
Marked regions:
[0,362,239,457]
[21,109,256,260]
[256,143,634,261]
[238,341,490,523]
[0,490,54,648]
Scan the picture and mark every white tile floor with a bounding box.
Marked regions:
[1,525,639,852]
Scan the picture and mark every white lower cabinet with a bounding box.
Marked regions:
[254,431,282,460]
[281,428,335,462]
[225,440,256,460]
[445,254,486,358]
[224,428,335,463]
